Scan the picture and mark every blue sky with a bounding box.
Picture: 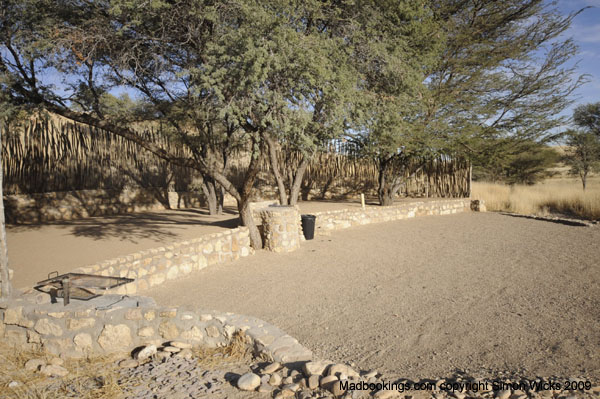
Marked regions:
[557,0,600,120]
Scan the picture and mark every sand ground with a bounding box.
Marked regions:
[6,200,365,289]
[6,202,599,382]
[143,213,600,381]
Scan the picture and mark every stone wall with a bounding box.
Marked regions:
[258,206,302,253]
[4,188,205,224]
[0,294,312,363]
[68,227,253,295]
[312,199,472,236]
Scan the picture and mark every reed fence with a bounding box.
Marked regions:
[2,114,469,199]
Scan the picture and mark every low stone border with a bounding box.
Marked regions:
[0,293,312,364]
[312,199,472,235]
[68,227,254,296]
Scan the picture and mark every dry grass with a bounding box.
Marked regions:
[0,342,125,399]
[0,332,254,399]
[471,176,600,220]
[191,331,256,368]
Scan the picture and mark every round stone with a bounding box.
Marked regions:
[162,346,181,353]
[496,390,511,399]
[308,374,320,389]
[282,383,300,392]
[303,360,330,377]
[258,383,274,393]
[40,364,69,377]
[119,359,139,368]
[262,362,281,374]
[237,372,261,391]
[24,358,46,372]
[320,375,338,390]
[135,344,157,361]
[269,372,282,386]
[170,341,192,349]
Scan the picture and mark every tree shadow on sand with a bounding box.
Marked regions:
[8,209,241,244]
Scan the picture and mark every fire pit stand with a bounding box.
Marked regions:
[36,272,135,306]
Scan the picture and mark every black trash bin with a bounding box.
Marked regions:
[301,214,316,240]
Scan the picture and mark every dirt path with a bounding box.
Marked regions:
[145,212,600,381]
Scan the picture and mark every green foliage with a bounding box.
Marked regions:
[562,102,600,189]
[424,0,586,173]
[573,102,600,137]
[472,139,559,185]
[562,129,600,189]
[504,144,560,185]
[0,0,587,206]
[349,0,442,157]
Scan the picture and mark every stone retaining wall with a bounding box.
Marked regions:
[259,206,302,253]
[5,188,205,224]
[68,228,253,296]
[312,199,472,236]
[0,294,312,363]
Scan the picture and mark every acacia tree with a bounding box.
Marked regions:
[0,0,365,247]
[0,0,268,247]
[472,138,559,184]
[563,102,600,190]
[574,102,600,137]
[356,0,586,206]
[563,130,600,190]
[424,0,587,180]
[348,1,442,206]
[261,2,368,206]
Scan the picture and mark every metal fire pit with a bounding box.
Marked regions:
[36,272,134,306]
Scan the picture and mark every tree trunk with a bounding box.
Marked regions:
[265,134,289,205]
[217,185,225,214]
[289,156,309,206]
[582,172,587,191]
[377,158,393,206]
[0,127,12,300]
[237,198,262,249]
[379,194,394,206]
[300,179,312,201]
[319,177,333,199]
[200,178,219,215]
[235,138,264,249]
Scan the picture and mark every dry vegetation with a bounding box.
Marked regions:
[0,342,124,399]
[0,332,254,399]
[472,176,600,220]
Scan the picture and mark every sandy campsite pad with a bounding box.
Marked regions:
[5,199,378,289]
[145,212,600,382]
